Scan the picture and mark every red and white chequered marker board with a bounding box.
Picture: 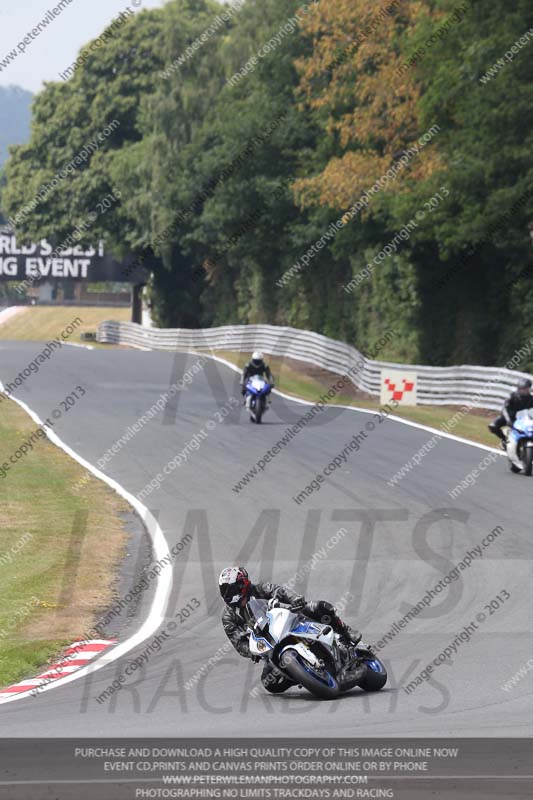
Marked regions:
[380,370,418,406]
[0,639,116,698]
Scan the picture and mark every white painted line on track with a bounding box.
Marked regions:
[119,344,502,455]
[205,352,504,457]
[0,380,174,706]
[63,342,94,350]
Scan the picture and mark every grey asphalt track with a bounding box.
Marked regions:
[1,340,532,738]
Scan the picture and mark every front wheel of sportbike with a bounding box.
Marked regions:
[280,650,340,700]
[255,401,264,424]
[357,657,387,691]
[524,445,533,476]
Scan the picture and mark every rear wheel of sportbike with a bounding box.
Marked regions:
[357,656,387,691]
[524,443,533,476]
[280,649,340,700]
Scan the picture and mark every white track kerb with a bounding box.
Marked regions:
[0,380,173,706]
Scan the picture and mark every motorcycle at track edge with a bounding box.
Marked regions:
[245,376,272,424]
[507,409,533,475]
[247,597,387,699]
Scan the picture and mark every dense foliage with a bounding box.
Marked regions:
[3,0,533,365]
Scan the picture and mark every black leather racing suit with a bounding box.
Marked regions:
[489,391,533,441]
[222,582,358,694]
[240,361,274,395]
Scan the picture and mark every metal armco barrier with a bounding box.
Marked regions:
[97,321,532,411]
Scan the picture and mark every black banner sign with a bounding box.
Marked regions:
[0,229,148,284]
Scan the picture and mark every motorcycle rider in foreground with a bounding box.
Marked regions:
[489,378,533,448]
[219,566,361,694]
[240,352,275,399]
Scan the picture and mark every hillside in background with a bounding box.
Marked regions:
[0,86,33,168]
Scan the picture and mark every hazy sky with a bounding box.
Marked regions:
[0,0,167,93]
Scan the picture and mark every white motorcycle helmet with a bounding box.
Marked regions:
[251,351,264,367]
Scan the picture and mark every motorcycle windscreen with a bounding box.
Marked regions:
[247,598,275,654]
[514,409,533,434]
[267,608,298,641]
[246,597,269,627]
[248,376,267,393]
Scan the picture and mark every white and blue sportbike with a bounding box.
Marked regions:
[507,409,533,475]
[245,375,272,424]
[247,597,387,700]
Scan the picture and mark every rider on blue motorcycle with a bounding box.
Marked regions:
[240,352,275,397]
[489,378,533,448]
[219,566,361,693]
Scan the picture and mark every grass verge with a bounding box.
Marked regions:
[214,350,496,449]
[0,395,129,688]
[0,305,130,342]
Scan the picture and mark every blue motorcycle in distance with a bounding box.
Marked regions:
[245,375,272,424]
[507,409,533,475]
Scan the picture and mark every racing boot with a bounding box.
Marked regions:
[311,601,361,648]
[337,621,362,649]
[488,422,507,449]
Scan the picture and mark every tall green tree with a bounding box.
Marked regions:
[408,0,533,365]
